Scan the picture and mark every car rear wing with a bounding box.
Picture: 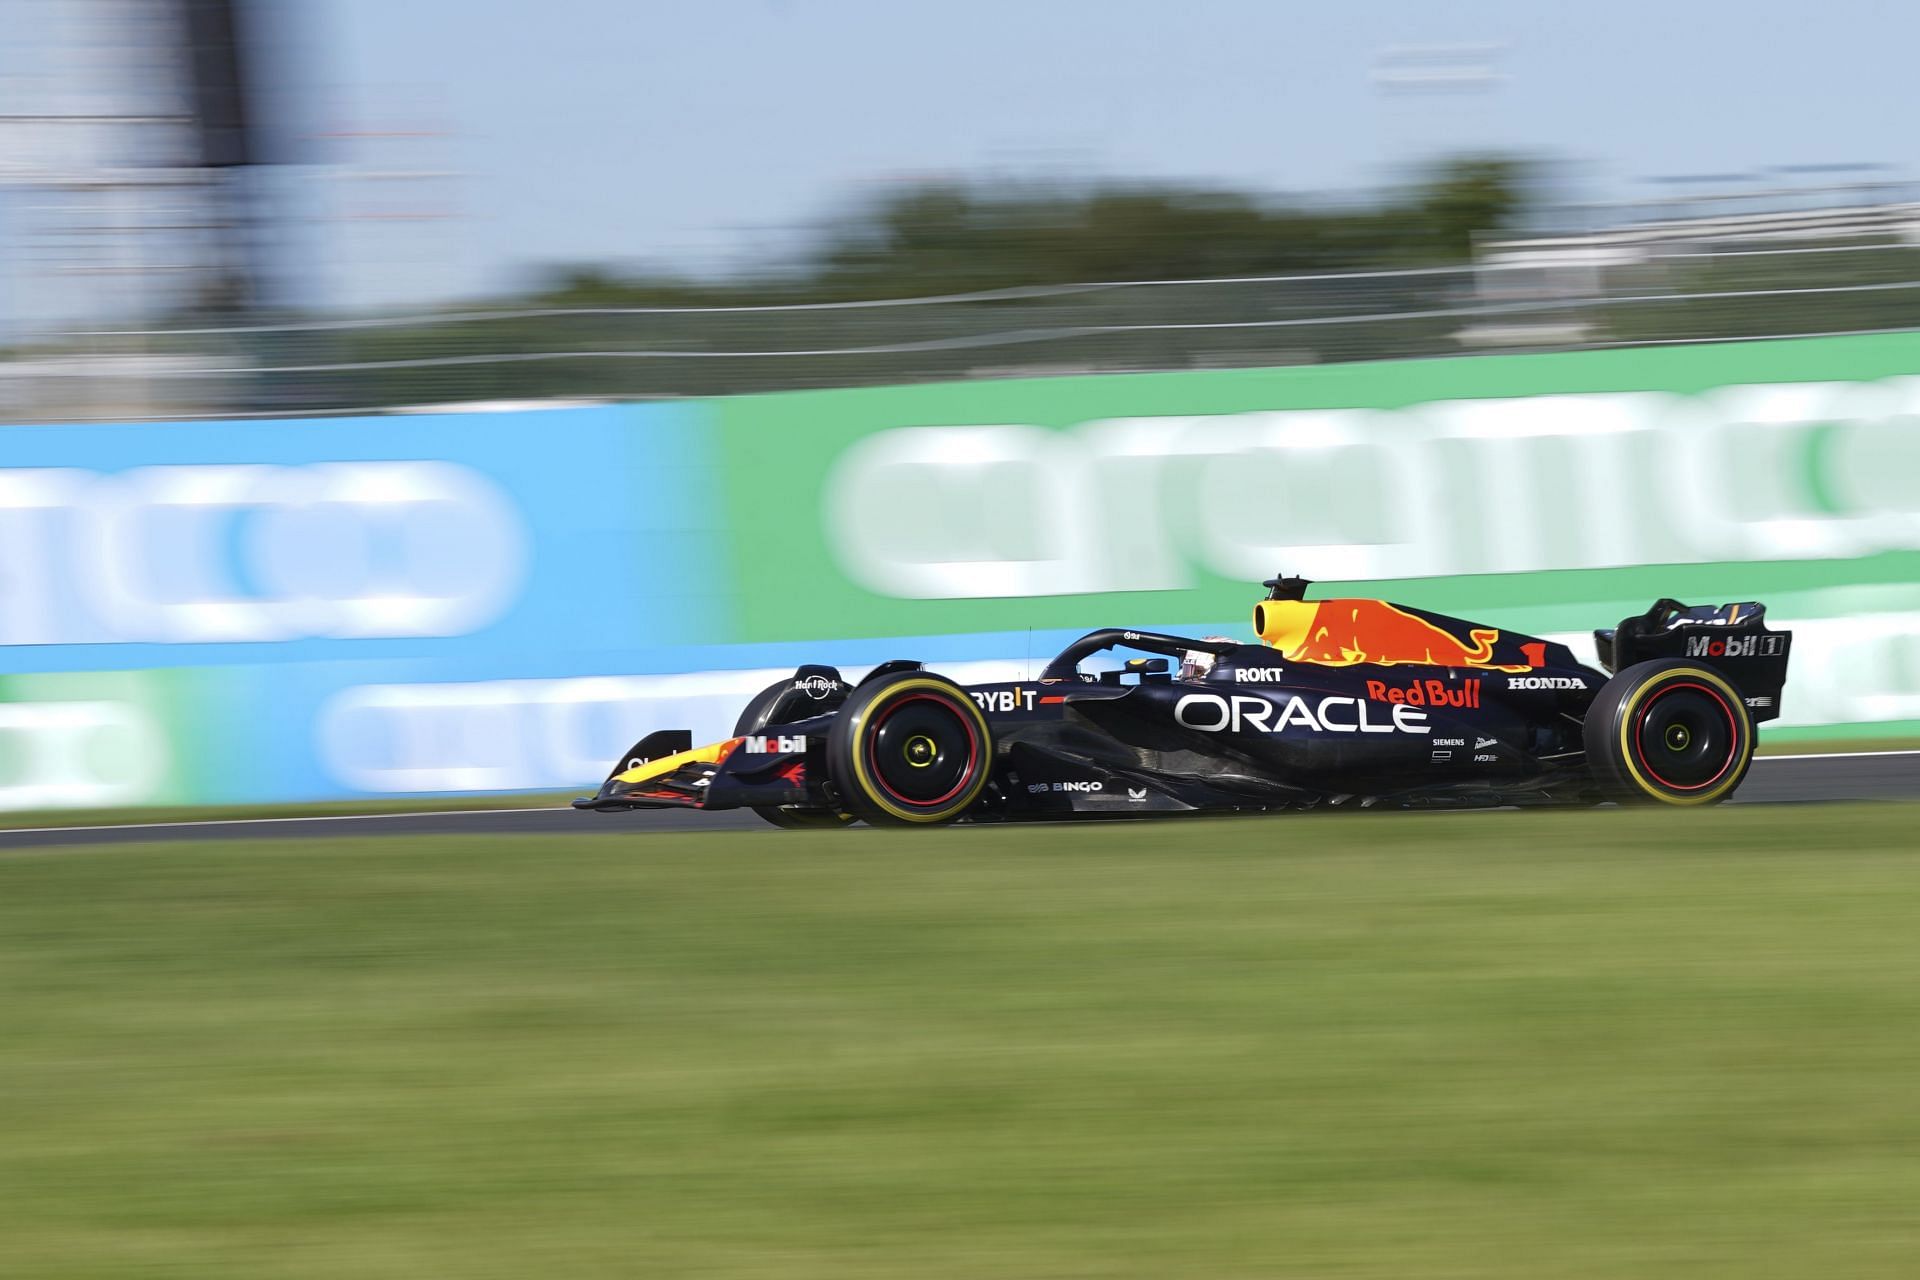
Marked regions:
[1595,600,1791,722]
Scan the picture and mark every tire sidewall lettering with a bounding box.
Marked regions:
[846,677,991,822]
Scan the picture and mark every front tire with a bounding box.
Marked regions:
[734,679,854,830]
[1583,660,1755,806]
[827,673,993,825]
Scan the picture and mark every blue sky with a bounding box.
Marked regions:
[321,0,1914,306]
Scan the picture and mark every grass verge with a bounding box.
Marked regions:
[4,805,1920,1278]
[1757,735,1920,755]
[0,791,583,831]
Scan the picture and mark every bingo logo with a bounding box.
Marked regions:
[1364,678,1481,709]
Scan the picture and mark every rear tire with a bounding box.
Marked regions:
[1583,660,1754,806]
[827,673,993,825]
[734,679,855,830]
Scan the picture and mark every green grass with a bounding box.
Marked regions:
[5,806,1920,1278]
[0,791,582,831]
[1758,735,1920,755]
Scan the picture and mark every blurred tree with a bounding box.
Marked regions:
[521,155,1536,308]
[798,158,1530,298]
[321,155,1539,404]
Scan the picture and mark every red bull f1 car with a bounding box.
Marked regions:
[575,577,1792,825]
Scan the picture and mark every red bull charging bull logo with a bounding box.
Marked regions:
[1254,599,1540,673]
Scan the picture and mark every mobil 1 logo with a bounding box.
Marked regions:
[1685,634,1788,659]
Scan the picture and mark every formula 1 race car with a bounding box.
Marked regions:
[574,577,1793,825]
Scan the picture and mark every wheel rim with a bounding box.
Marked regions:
[1630,681,1739,791]
[865,694,980,808]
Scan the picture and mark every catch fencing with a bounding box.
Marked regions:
[11,236,1920,421]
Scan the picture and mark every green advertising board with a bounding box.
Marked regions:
[714,330,1920,737]
[715,330,1920,637]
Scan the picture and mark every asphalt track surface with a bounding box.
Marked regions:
[0,751,1914,853]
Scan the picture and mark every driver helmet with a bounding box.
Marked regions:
[1178,637,1235,681]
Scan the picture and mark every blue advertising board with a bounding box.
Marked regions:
[0,402,722,675]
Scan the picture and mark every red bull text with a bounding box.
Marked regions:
[1365,678,1481,709]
